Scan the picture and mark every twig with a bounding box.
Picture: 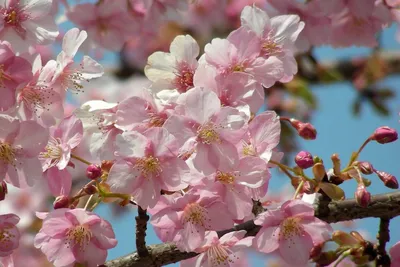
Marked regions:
[376,217,391,267]
[135,206,150,258]
[104,191,400,267]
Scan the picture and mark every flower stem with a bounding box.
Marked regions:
[84,195,94,210]
[293,180,304,199]
[71,154,92,165]
[269,159,297,173]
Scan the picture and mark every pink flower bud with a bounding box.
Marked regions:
[372,126,398,144]
[53,195,70,209]
[86,164,102,180]
[375,170,399,189]
[355,185,371,208]
[290,119,317,140]
[357,161,374,175]
[0,181,7,201]
[295,151,314,169]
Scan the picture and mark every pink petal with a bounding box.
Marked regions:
[183,87,221,125]
[279,232,313,265]
[59,115,83,149]
[115,131,148,159]
[159,157,188,191]
[282,199,315,217]
[255,226,280,253]
[13,121,49,157]
[44,167,72,196]
[107,161,139,194]
[145,127,179,158]
[236,156,269,188]
[62,28,87,58]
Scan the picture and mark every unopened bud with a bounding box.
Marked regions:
[332,230,358,246]
[101,160,114,173]
[0,181,7,201]
[375,170,399,189]
[290,119,317,140]
[371,126,398,144]
[83,184,97,195]
[86,164,102,180]
[312,162,326,182]
[53,195,70,209]
[331,154,341,175]
[355,185,371,208]
[295,151,314,169]
[357,161,374,175]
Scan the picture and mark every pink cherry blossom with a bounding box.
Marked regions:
[254,199,333,265]
[34,208,117,267]
[0,41,32,112]
[0,0,59,51]
[115,87,172,132]
[0,115,48,188]
[74,100,121,160]
[107,127,189,209]
[205,155,269,220]
[330,0,391,47]
[39,115,83,196]
[180,230,253,267]
[42,28,104,96]
[145,34,199,93]
[66,0,137,51]
[203,27,284,87]
[149,186,235,252]
[239,111,281,163]
[0,213,20,257]
[194,65,264,114]
[16,56,63,127]
[240,5,304,82]
[164,87,247,175]
[390,241,400,267]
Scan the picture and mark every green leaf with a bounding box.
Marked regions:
[319,182,345,201]
[369,98,389,116]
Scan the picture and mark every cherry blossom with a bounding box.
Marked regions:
[42,28,104,96]
[254,199,333,265]
[164,87,247,175]
[180,230,253,267]
[0,0,59,51]
[0,41,33,112]
[145,34,199,93]
[390,241,400,267]
[0,213,20,257]
[34,208,117,267]
[240,5,304,82]
[39,115,83,196]
[149,186,235,251]
[0,115,48,188]
[107,127,189,209]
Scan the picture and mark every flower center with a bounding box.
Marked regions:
[216,171,235,185]
[19,85,54,115]
[39,137,63,167]
[197,123,220,144]
[65,225,92,250]
[0,225,16,250]
[0,64,11,87]
[60,66,87,93]
[207,244,234,266]
[174,63,194,93]
[280,217,304,241]
[4,9,18,25]
[148,113,166,127]
[182,203,210,229]
[232,64,245,72]
[242,142,256,156]
[261,39,282,57]
[134,156,162,177]
[0,143,16,165]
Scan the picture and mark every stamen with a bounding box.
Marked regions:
[216,171,236,185]
[39,137,63,167]
[182,203,211,230]
[134,156,162,177]
[65,225,92,250]
[174,63,194,93]
[279,217,304,247]
[0,225,16,250]
[0,143,16,166]
[197,123,221,144]
[207,244,235,266]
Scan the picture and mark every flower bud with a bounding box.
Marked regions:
[375,170,399,189]
[290,119,317,140]
[0,181,7,201]
[371,126,398,144]
[331,154,341,175]
[86,164,102,180]
[53,195,70,209]
[357,161,374,175]
[355,185,371,208]
[83,184,97,195]
[295,151,314,169]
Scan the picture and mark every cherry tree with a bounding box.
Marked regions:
[0,0,400,267]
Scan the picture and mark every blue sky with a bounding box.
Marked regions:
[93,24,400,266]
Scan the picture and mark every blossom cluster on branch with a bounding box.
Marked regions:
[0,0,399,267]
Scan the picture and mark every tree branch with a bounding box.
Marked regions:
[104,191,400,267]
[376,217,391,267]
[135,206,150,258]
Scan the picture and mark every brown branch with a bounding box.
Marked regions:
[135,206,150,258]
[104,191,400,267]
[375,217,391,267]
